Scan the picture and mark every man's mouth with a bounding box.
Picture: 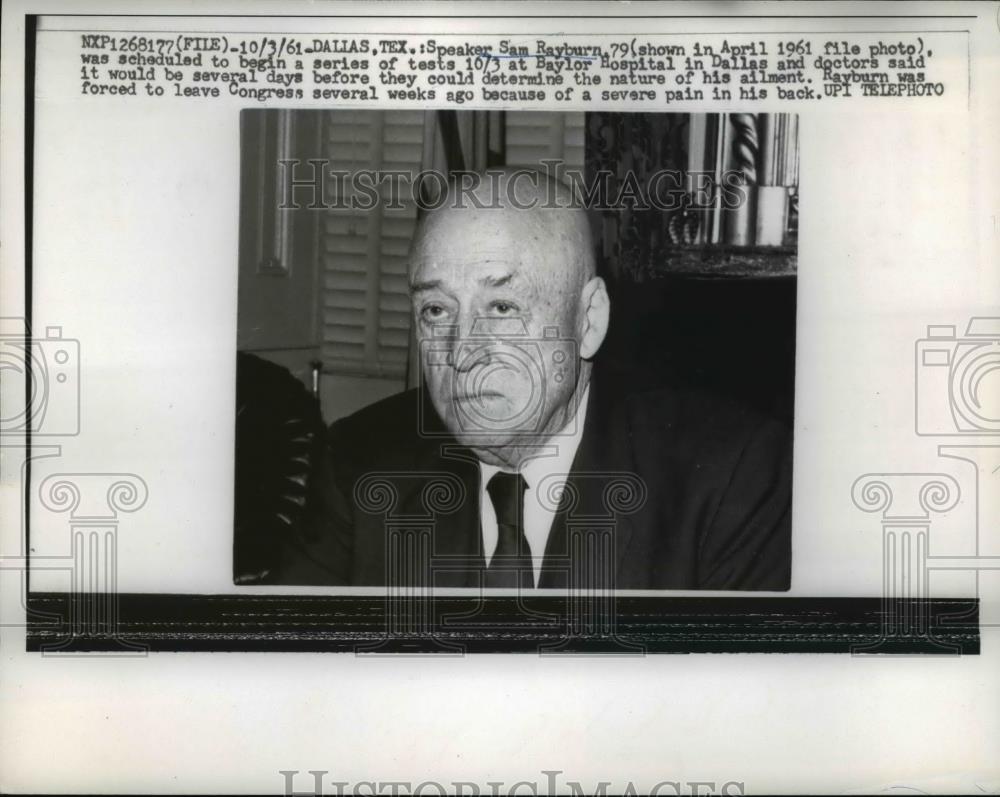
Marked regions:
[453,390,504,402]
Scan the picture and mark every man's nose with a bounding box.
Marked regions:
[450,336,492,374]
[453,352,496,373]
[449,314,496,373]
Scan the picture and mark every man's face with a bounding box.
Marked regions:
[410,209,585,453]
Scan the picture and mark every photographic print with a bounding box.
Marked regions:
[233,110,799,592]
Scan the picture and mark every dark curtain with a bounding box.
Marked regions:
[585,112,690,284]
[585,112,796,425]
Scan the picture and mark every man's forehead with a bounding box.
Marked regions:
[409,252,528,285]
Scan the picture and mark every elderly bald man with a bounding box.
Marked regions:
[280,172,792,590]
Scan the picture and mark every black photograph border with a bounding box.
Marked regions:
[23,593,980,654]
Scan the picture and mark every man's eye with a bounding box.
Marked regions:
[490,301,519,315]
[421,304,446,321]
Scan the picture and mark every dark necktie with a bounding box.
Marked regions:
[485,471,534,589]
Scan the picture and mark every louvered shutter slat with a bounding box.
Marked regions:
[321,109,422,379]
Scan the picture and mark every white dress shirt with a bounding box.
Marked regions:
[478,386,590,586]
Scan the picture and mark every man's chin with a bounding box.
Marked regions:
[464,439,520,467]
[457,429,553,462]
[456,432,518,452]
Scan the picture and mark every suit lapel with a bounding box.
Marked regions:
[402,378,637,590]
[538,375,636,589]
[398,431,484,588]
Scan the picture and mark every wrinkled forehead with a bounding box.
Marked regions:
[409,250,526,286]
[409,205,586,287]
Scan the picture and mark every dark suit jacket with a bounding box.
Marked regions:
[278,376,792,590]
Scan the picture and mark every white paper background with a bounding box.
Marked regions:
[2,1,999,794]
[19,18,987,599]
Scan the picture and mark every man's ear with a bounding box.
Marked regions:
[578,276,610,360]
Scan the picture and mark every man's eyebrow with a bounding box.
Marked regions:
[479,272,516,288]
[409,278,442,294]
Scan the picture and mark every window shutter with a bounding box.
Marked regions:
[321,111,586,380]
[320,110,424,378]
[504,111,585,172]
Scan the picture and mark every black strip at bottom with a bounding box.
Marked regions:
[24,593,979,654]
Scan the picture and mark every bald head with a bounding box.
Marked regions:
[408,170,610,467]
[410,170,595,296]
